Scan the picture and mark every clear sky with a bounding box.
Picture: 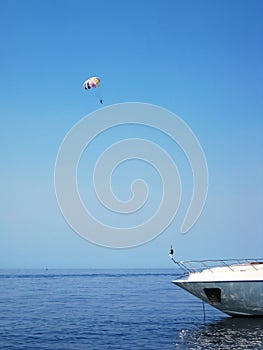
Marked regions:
[1,0,262,268]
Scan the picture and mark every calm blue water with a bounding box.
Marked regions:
[0,269,263,349]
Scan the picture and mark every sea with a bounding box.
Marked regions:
[0,269,263,350]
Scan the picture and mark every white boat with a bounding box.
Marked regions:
[171,257,263,316]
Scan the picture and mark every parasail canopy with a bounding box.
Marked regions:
[83,76,100,90]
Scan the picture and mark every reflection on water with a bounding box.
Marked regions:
[175,317,263,350]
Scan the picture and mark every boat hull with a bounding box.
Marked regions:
[173,280,263,316]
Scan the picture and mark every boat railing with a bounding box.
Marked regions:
[170,258,263,275]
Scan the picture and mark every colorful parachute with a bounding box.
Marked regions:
[83,76,100,90]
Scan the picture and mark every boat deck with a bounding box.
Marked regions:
[171,258,263,276]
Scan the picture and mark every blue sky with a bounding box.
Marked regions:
[1,0,262,268]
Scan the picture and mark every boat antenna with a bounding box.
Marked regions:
[169,245,178,265]
[169,245,174,259]
[168,245,188,273]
